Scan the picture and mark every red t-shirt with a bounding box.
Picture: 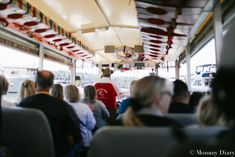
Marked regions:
[95,83,117,110]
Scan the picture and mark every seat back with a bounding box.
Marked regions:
[166,114,197,126]
[95,83,117,110]
[88,126,226,157]
[0,107,55,157]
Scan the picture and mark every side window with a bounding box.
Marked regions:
[193,80,199,86]
[198,80,202,86]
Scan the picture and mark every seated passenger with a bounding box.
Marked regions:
[168,80,194,113]
[0,75,15,108]
[119,80,137,114]
[196,96,226,127]
[51,84,64,100]
[65,85,96,148]
[19,71,82,157]
[188,92,204,107]
[82,85,109,129]
[117,76,180,127]
[18,80,36,102]
[166,20,235,157]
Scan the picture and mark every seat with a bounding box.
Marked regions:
[0,107,55,157]
[166,114,197,126]
[88,126,226,157]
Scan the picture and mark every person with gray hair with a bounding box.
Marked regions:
[117,75,180,127]
[0,75,15,108]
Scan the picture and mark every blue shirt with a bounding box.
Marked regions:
[119,98,131,114]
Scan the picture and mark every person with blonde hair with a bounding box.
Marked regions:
[65,85,96,148]
[19,80,36,102]
[196,96,226,126]
[51,84,64,100]
[119,75,180,127]
[0,75,15,108]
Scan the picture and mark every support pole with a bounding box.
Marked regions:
[175,60,180,80]
[213,0,223,68]
[39,44,44,71]
[70,59,76,84]
[186,45,191,91]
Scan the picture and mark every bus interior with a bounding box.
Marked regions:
[0,0,235,157]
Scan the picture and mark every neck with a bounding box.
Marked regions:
[36,90,50,95]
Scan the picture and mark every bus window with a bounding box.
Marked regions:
[0,45,38,102]
[43,59,70,86]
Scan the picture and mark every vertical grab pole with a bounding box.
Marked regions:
[186,44,191,91]
[39,44,44,71]
[213,0,223,68]
[175,60,180,80]
[70,59,76,84]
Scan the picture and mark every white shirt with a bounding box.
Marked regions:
[68,102,96,146]
[1,96,16,108]
[98,77,121,95]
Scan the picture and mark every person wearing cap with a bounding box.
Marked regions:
[94,67,121,124]
[99,67,120,94]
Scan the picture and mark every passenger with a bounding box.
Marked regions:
[19,71,82,157]
[0,75,15,108]
[82,85,109,129]
[98,67,121,95]
[196,96,226,127]
[117,76,180,127]
[51,84,64,100]
[168,80,194,113]
[94,67,121,124]
[65,85,96,151]
[18,80,36,102]
[166,20,235,157]
[188,92,204,107]
[118,80,137,114]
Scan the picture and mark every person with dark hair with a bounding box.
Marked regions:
[189,92,204,107]
[51,84,64,100]
[166,19,235,157]
[19,70,82,157]
[168,80,194,113]
[83,85,110,129]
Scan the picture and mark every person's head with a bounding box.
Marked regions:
[197,95,226,126]
[19,80,35,101]
[212,69,235,126]
[0,75,9,96]
[211,20,235,126]
[51,84,64,100]
[35,70,54,92]
[65,85,80,103]
[130,80,137,97]
[172,80,189,104]
[84,85,96,104]
[102,68,112,78]
[189,92,204,107]
[123,76,173,126]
